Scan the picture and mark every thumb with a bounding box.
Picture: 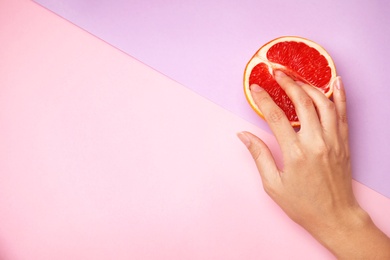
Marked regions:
[237,131,280,186]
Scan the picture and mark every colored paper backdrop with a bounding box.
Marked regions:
[32,0,390,198]
[1,0,390,259]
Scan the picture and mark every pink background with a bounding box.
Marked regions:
[32,0,390,198]
[1,0,390,259]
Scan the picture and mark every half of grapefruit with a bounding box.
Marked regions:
[243,36,337,127]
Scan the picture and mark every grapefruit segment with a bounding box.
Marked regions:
[244,36,336,126]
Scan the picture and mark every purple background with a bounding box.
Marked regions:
[33,0,390,198]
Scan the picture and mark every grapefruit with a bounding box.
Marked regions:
[243,36,336,127]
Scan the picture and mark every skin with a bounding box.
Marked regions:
[237,70,390,259]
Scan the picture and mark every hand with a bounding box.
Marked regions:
[238,71,390,259]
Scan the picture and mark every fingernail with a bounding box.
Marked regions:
[274,70,286,79]
[335,76,343,90]
[250,84,263,92]
[237,132,251,148]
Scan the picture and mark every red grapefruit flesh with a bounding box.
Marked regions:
[244,36,336,126]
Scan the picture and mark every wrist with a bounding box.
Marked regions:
[308,205,390,259]
[315,205,370,249]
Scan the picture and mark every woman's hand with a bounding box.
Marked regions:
[238,71,390,259]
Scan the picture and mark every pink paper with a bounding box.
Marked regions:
[0,0,389,259]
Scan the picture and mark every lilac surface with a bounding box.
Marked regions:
[32,0,390,198]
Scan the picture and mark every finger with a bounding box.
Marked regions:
[237,131,280,190]
[250,84,296,147]
[274,71,322,133]
[298,82,337,136]
[332,77,349,143]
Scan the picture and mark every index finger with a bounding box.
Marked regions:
[250,84,297,147]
